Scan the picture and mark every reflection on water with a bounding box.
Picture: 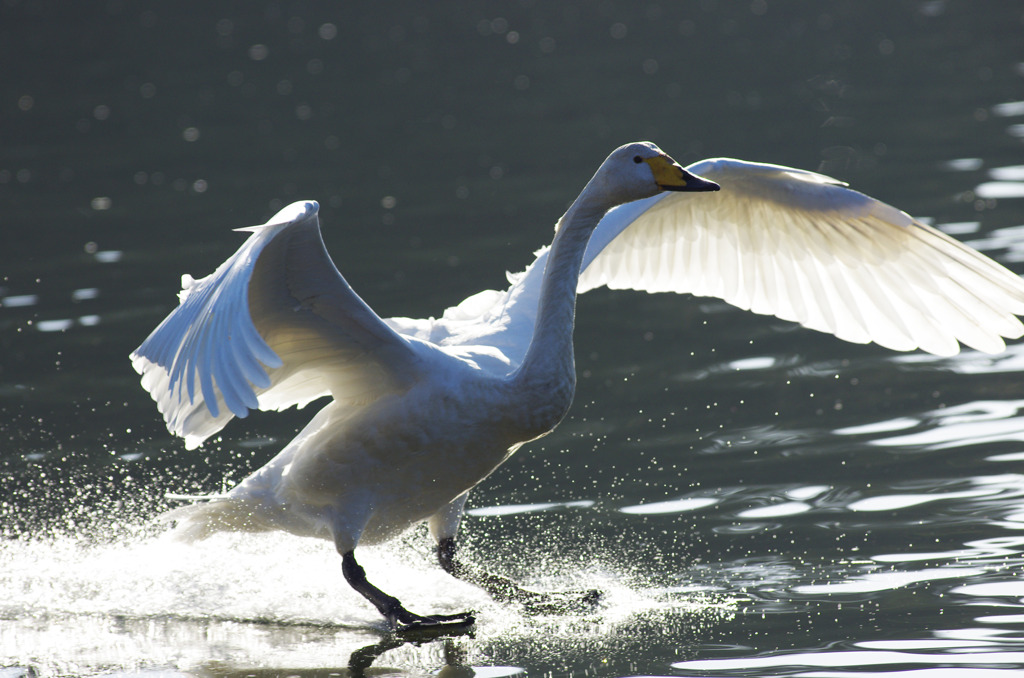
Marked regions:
[0,525,735,676]
[977,181,1024,200]
[3,463,1024,675]
[674,649,1024,675]
[840,397,1024,451]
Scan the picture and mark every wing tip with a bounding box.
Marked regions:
[235,200,320,233]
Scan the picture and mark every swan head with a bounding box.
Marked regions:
[594,141,720,205]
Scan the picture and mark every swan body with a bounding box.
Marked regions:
[132,141,1024,630]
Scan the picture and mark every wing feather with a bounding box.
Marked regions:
[577,158,1024,356]
[131,201,420,448]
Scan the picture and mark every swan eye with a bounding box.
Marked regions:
[633,155,643,164]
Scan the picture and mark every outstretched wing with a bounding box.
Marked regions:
[131,201,420,448]
[577,157,1024,356]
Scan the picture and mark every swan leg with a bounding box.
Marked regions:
[341,550,475,634]
[436,536,601,614]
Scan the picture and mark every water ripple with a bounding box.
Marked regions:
[673,649,1024,673]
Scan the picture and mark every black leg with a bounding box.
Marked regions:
[341,550,475,634]
[437,536,601,614]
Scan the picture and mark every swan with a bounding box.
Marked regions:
[131,141,1024,632]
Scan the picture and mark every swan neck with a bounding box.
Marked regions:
[513,189,611,416]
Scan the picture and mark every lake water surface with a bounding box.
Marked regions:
[4,2,1024,677]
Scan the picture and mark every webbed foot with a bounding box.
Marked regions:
[436,536,603,616]
[391,609,476,638]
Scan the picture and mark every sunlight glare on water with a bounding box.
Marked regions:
[673,651,1024,675]
[0,519,736,675]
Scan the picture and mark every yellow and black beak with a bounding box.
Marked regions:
[644,155,720,192]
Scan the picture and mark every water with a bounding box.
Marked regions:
[3,1,1024,676]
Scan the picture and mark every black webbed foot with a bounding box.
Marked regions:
[390,609,477,637]
[436,536,603,616]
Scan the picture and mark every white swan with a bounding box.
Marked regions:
[131,141,1024,632]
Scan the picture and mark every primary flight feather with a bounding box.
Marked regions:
[131,142,1024,632]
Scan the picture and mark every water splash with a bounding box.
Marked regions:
[0,515,736,676]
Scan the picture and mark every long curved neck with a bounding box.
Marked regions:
[513,184,614,397]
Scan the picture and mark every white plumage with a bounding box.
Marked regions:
[576,159,1024,355]
[131,143,1024,631]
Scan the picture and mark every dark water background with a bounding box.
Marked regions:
[3,1,1024,676]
